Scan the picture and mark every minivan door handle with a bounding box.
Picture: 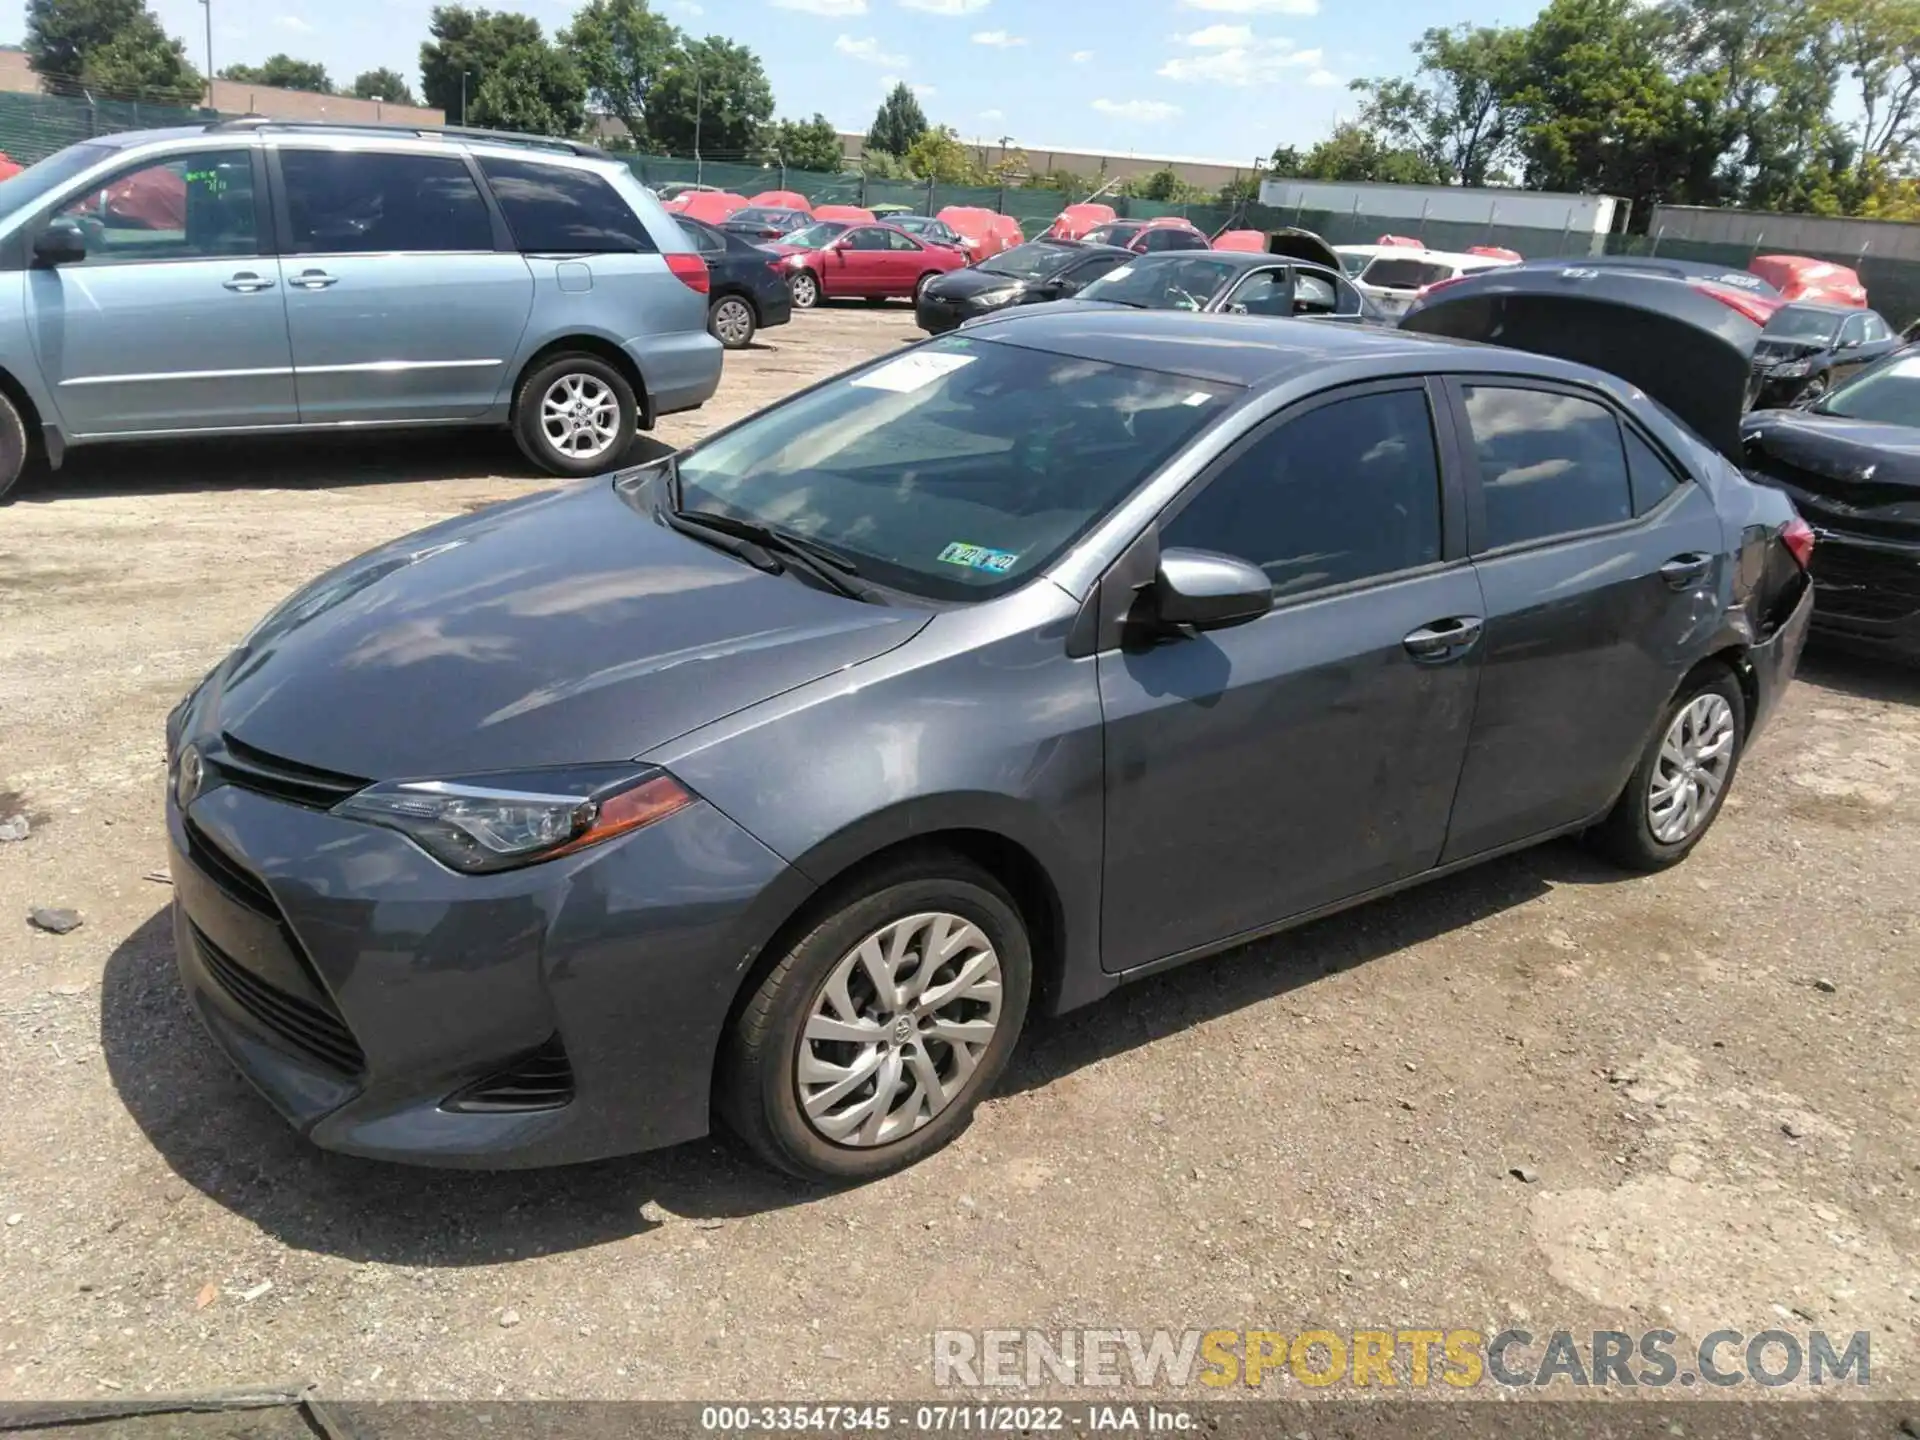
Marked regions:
[1403,616,1484,662]
[1660,552,1713,590]
[288,269,338,290]
[223,271,274,292]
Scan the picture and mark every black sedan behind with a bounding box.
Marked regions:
[1750,303,1901,407]
[915,239,1131,335]
[1072,251,1382,324]
[721,206,812,243]
[675,216,793,350]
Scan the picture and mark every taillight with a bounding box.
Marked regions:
[1691,280,1780,327]
[666,252,709,294]
[1782,515,1815,571]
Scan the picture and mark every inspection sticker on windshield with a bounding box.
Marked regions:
[852,352,976,394]
[938,542,1020,574]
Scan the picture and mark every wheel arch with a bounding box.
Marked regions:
[0,362,50,467]
[513,335,653,428]
[711,284,761,322]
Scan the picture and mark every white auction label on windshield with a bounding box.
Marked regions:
[852,352,977,393]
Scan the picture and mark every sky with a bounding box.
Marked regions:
[1,0,1547,161]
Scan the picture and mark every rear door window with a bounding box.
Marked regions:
[280,149,493,254]
[1461,385,1633,549]
[478,157,657,253]
[887,229,921,251]
[677,219,725,255]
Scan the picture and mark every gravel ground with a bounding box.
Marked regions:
[1,303,1917,1406]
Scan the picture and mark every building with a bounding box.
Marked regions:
[838,131,1259,191]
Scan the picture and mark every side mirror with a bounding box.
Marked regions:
[1837,335,1860,350]
[1152,547,1272,631]
[33,222,86,266]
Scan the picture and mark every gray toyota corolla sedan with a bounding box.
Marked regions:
[165,262,1815,1182]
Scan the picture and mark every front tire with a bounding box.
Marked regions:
[709,294,757,350]
[512,354,638,477]
[0,393,26,505]
[1590,665,1747,871]
[718,855,1032,1183]
[789,270,821,309]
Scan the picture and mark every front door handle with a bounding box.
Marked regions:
[1403,615,1484,662]
[223,271,274,292]
[1660,552,1713,590]
[288,269,338,290]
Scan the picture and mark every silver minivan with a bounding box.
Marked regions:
[0,119,722,500]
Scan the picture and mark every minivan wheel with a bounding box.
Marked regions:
[718,855,1032,1183]
[512,354,637,477]
[709,295,757,349]
[1591,666,1747,871]
[0,393,27,505]
[789,271,820,309]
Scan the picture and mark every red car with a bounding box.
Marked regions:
[766,220,968,308]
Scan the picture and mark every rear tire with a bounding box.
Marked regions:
[511,353,638,477]
[0,393,28,505]
[1590,665,1747,871]
[709,294,757,350]
[717,854,1032,1183]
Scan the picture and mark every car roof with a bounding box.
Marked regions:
[94,119,617,165]
[1774,301,1859,315]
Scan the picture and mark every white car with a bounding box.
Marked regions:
[1338,246,1520,319]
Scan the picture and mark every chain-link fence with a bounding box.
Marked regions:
[0,89,213,164]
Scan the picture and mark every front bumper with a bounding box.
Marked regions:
[167,775,809,1168]
[1804,530,1920,661]
[625,329,723,425]
[1751,369,1815,409]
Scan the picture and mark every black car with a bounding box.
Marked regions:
[1074,250,1381,323]
[1079,219,1212,253]
[888,214,966,250]
[675,216,793,350]
[721,206,813,243]
[1743,351,1920,661]
[915,239,1132,334]
[1750,304,1901,407]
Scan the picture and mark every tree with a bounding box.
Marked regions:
[1217,173,1261,204]
[352,67,418,104]
[469,42,586,134]
[1296,122,1443,183]
[904,125,982,184]
[1351,25,1527,187]
[1267,144,1306,175]
[25,0,200,96]
[770,113,845,172]
[559,0,679,143]
[1820,0,1920,172]
[866,82,929,158]
[644,36,774,156]
[220,54,332,92]
[421,6,546,120]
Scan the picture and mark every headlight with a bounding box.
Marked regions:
[974,285,1022,305]
[333,768,695,874]
[1772,359,1811,378]
[786,254,809,268]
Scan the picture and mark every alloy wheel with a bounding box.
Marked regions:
[539,373,620,461]
[712,297,754,347]
[791,272,819,308]
[1647,693,1736,843]
[795,912,1003,1147]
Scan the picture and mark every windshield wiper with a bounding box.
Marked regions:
[667,507,879,601]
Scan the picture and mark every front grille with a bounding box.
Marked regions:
[444,1037,575,1114]
[183,818,277,917]
[193,924,365,1075]
[1812,544,1920,624]
[212,734,367,811]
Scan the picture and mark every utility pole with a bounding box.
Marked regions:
[460,70,469,124]
[693,66,703,183]
[199,0,213,108]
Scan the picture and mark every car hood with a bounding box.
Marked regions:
[1743,408,1920,487]
[925,267,1033,301]
[1404,262,1765,464]
[202,479,927,781]
[1753,336,1832,363]
[1262,227,1342,271]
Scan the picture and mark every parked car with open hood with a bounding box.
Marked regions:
[1749,303,1899,408]
[1743,350,1920,662]
[0,118,721,500]
[935,206,1013,263]
[887,214,967,251]
[675,216,793,350]
[914,239,1131,334]
[165,255,1809,1183]
[1074,250,1380,323]
[767,219,966,309]
[1749,255,1868,308]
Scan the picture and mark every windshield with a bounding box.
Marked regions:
[0,142,114,220]
[1764,307,1842,344]
[1080,255,1244,310]
[979,243,1080,281]
[1813,351,1920,426]
[1360,258,1452,289]
[781,221,847,249]
[1083,224,1142,246]
[674,335,1238,602]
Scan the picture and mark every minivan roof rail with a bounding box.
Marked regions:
[202,116,615,159]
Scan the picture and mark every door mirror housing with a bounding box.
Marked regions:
[33,222,86,266]
[1837,334,1861,350]
[1152,548,1273,631]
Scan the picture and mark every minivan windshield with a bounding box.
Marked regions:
[780,221,848,249]
[672,335,1238,602]
[978,242,1080,281]
[1812,351,1920,426]
[0,142,114,219]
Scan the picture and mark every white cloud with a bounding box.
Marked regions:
[898,0,989,13]
[1070,49,1094,63]
[979,107,1004,121]
[1159,40,1322,85]
[772,0,863,14]
[879,73,936,97]
[1181,0,1318,12]
[1179,23,1253,45]
[1305,67,1339,86]
[1092,97,1182,123]
[275,13,315,31]
[971,29,1025,46]
[837,34,909,66]
[673,0,704,13]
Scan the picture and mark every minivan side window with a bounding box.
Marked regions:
[479,158,658,253]
[1463,386,1633,549]
[1162,387,1444,599]
[280,150,493,254]
[54,151,257,263]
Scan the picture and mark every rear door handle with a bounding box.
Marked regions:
[1403,616,1483,661]
[1660,552,1713,590]
[223,271,274,292]
[288,269,337,290]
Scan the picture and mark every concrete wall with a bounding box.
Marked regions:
[1649,204,1920,261]
[837,131,1256,191]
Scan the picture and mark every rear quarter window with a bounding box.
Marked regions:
[478,157,659,254]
